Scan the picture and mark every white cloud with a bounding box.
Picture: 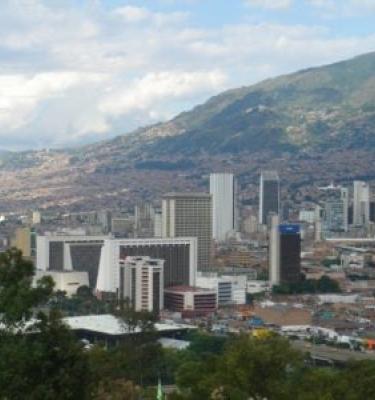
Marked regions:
[113,6,151,23]
[0,72,106,131]
[0,0,374,149]
[99,70,227,116]
[350,0,375,10]
[245,0,293,9]
[113,5,189,26]
[307,0,375,15]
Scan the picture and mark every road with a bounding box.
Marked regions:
[291,340,375,363]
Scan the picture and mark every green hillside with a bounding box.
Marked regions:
[143,51,375,155]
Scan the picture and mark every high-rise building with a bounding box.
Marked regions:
[135,203,155,238]
[319,185,348,235]
[210,173,237,241]
[353,181,370,226]
[269,214,280,286]
[96,237,197,294]
[153,209,162,238]
[259,171,280,225]
[11,226,37,258]
[119,256,164,313]
[162,193,212,270]
[269,217,301,286]
[32,211,42,225]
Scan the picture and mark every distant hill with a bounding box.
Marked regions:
[138,51,375,155]
[0,52,375,211]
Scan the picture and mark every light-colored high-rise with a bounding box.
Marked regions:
[353,181,370,226]
[210,173,237,241]
[269,214,280,286]
[162,192,212,270]
[319,185,349,234]
[119,256,164,313]
[134,203,155,238]
[259,171,280,225]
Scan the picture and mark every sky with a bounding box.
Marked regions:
[0,0,374,150]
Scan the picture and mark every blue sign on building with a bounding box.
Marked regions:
[279,224,300,234]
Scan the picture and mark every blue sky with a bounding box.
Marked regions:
[0,0,374,150]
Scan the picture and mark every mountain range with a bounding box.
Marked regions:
[1,51,375,212]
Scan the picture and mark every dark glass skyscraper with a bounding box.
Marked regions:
[269,220,301,286]
[279,224,301,284]
[259,170,280,225]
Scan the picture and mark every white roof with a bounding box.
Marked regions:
[158,338,190,350]
[64,314,196,336]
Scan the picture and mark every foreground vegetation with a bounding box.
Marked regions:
[0,249,375,399]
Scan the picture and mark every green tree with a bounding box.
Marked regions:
[0,248,53,326]
[217,335,302,400]
[0,248,94,399]
[341,361,375,400]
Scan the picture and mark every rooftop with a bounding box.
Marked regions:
[165,285,216,293]
[64,314,196,336]
[163,192,211,199]
[261,170,279,180]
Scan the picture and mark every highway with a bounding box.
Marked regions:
[291,340,375,363]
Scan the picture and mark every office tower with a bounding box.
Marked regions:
[162,193,212,270]
[314,220,322,243]
[97,210,112,233]
[32,211,42,225]
[279,224,301,284]
[353,181,370,226]
[320,186,349,234]
[298,210,316,224]
[259,171,280,225]
[135,203,155,238]
[197,273,247,306]
[153,209,162,238]
[119,256,164,313]
[96,237,197,294]
[210,173,237,241]
[269,217,301,286]
[370,202,375,223]
[269,214,280,286]
[11,226,37,258]
[36,234,109,288]
[111,216,134,237]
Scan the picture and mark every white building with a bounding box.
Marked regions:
[247,280,270,294]
[298,210,316,224]
[34,270,89,297]
[197,273,247,305]
[153,210,162,238]
[269,214,280,285]
[197,274,232,306]
[36,234,110,288]
[119,256,164,313]
[210,173,237,241]
[353,181,370,226]
[32,211,42,225]
[96,237,197,294]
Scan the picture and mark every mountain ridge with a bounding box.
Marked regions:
[0,51,375,211]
